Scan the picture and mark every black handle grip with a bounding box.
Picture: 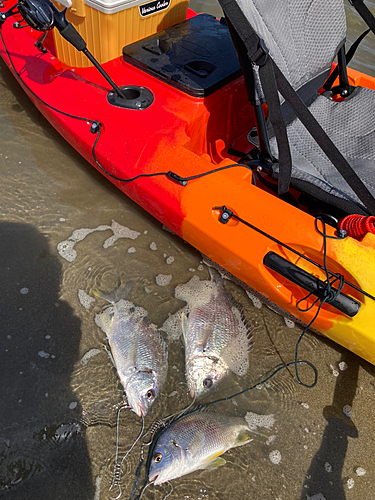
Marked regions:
[59,22,86,51]
[263,251,360,317]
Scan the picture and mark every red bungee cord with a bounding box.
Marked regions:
[338,214,375,241]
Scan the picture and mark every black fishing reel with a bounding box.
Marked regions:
[17,0,54,31]
[0,0,57,30]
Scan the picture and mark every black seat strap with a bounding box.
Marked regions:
[323,29,370,92]
[350,0,375,36]
[220,0,293,194]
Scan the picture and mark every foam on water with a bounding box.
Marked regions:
[80,348,101,366]
[161,306,188,341]
[356,467,366,476]
[155,274,172,286]
[343,405,353,418]
[266,435,276,445]
[347,478,354,489]
[175,275,219,307]
[246,290,262,309]
[269,450,281,464]
[324,462,332,473]
[245,412,275,431]
[57,220,141,262]
[284,317,295,328]
[94,474,102,500]
[38,351,50,358]
[78,289,96,309]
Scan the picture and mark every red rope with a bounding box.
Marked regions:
[338,214,375,240]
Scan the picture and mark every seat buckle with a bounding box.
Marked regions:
[251,39,269,66]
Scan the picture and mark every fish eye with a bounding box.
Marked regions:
[203,377,213,389]
[146,389,155,400]
[154,453,162,463]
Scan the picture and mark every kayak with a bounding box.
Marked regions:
[1,0,375,365]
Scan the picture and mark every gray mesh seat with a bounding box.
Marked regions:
[219,0,375,215]
[270,86,375,212]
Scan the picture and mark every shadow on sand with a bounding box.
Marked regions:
[300,350,361,500]
[0,222,94,499]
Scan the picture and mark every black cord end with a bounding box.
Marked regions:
[216,206,233,224]
[337,228,347,239]
[167,171,188,186]
[90,120,101,134]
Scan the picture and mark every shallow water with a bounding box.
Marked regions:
[1,2,375,500]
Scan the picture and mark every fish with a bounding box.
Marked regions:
[148,410,252,485]
[175,268,252,399]
[94,282,168,417]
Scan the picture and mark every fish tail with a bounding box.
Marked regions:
[208,266,222,284]
[92,281,133,303]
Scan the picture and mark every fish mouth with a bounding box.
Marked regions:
[189,388,196,399]
[135,402,146,417]
[129,401,146,417]
[149,473,159,484]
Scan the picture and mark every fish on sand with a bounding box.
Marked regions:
[175,268,252,398]
[148,410,252,485]
[94,282,168,417]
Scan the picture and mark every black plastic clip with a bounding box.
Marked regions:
[251,38,269,67]
[167,171,188,186]
[217,206,233,224]
[90,120,101,134]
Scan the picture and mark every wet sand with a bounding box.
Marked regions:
[1,2,375,500]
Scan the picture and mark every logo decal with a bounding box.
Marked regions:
[139,0,170,17]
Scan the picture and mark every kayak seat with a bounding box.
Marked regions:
[219,0,375,216]
[268,86,375,215]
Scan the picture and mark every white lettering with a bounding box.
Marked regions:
[141,5,155,13]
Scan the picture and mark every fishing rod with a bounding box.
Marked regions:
[0,0,153,108]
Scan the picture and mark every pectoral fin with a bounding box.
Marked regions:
[199,453,226,470]
[235,430,253,447]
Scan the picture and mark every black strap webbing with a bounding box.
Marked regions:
[323,29,370,91]
[258,59,292,194]
[350,0,375,36]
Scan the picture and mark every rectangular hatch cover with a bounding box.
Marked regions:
[122,14,242,97]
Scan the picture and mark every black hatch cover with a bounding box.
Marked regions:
[122,14,242,97]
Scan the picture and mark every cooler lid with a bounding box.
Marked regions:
[122,14,242,97]
[84,0,157,15]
